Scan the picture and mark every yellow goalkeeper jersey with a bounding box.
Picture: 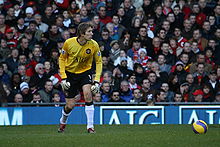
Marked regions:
[59,37,102,81]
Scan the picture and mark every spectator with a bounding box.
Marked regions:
[129,16,142,38]
[173,27,188,49]
[114,56,133,79]
[213,4,220,26]
[114,49,133,70]
[155,89,167,102]
[0,14,10,37]
[14,93,23,103]
[201,20,213,40]
[41,5,56,26]
[44,61,55,77]
[182,19,193,40]
[133,63,146,85]
[214,91,220,102]
[34,14,48,33]
[134,48,152,70]
[38,80,60,103]
[112,65,123,90]
[31,92,43,103]
[28,20,43,42]
[52,92,61,104]
[108,90,125,102]
[148,71,161,90]
[173,92,183,102]
[91,15,104,41]
[202,84,213,102]
[0,38,10,62]
[206,70,220,95]
[48,24,61,42]
[29,63,48,90]
[168,73,179,92]
[173,61,188,84]
[62,10,72,28]
[193,63,209,86]
[185,73,197,92]
[128,73,140,90]
[102,56,114,73]
[189,29,208,51]
[119,80,133,102]
[160,82,174,102]
[40,32,57,59]
[190,53,212,74]
[5,28,17,48]
[80,6,90,22]
[24,7,34,26]
[179,81,190,102]
[99,28,112,53]
[20,82,32,102]
[109,40,121,63]
[152,36,161,55]
[120,0,135,28]
[182,42,196,63]
[17,65,28,82]
[31,45,45,64]
[127,37,141,60]
[18,37,30,58]
[132,88,143,103]
[159,41,176,65]
[157,54,171,74]
[10,73,21,94]
[16,17,26,33]
[68,0,80,17]
[1,62,12,77]
[101,71,114,86]
[0,81,7,106]
[0,63,10,85]
[100,80,111,102]
[118,29,132,51]
[93,92,101,102]
[98,6,112,25]
[192,89,204,102]
[140,78,151,101]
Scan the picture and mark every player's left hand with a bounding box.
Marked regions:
[91,81,100,94]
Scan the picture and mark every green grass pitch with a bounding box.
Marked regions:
[0,125,220,147]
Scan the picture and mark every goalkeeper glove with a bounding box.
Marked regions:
[91,81,100,94]
[60,79,70,91]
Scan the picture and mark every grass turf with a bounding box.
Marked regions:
[0,125,220,147]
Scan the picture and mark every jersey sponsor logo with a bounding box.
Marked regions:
[75,57,86,62]
[86,49,91,54]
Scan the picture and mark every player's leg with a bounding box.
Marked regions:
[58,72,79,133]
[82,84,95,133]
[60,98,76,124]
[58,98,76,133]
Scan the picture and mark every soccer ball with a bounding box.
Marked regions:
[192,120,208,134]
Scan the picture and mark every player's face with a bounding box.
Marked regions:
[83,27,93,41]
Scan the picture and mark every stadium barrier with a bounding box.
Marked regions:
[0,102,220,126]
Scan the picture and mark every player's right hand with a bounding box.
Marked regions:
[61,79,70,91]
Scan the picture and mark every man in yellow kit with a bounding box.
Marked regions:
[58,22,102,133]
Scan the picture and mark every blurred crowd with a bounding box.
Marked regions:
[0,0,220,106]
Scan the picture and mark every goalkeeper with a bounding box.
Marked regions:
[58,22,102,133]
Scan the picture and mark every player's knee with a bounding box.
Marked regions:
[64,105,73,114]
[66,103,74,110]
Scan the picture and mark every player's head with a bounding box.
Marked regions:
[77,22,93,40]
